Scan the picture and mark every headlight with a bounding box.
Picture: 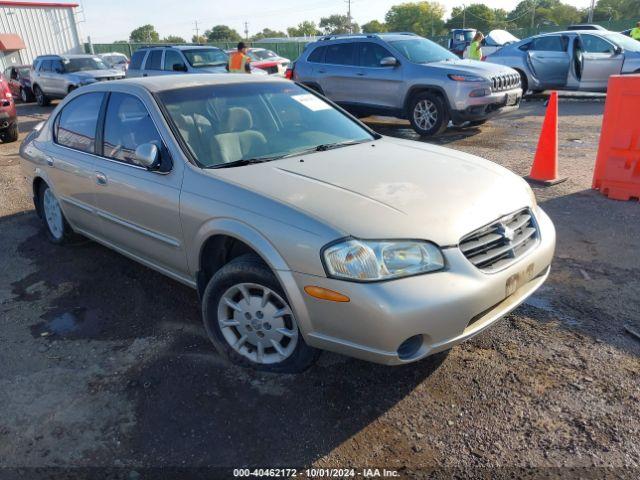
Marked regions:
[448,73,486,82]
[323,239,445,282]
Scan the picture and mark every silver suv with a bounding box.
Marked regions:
[20,75,554,373]
[31,54,125,106]
[293,33,523,136]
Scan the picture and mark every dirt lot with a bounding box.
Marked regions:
[0,97,639,477]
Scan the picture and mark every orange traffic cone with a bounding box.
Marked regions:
[525,91,567,186]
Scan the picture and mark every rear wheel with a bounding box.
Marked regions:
[408,92,449,137]
[38,183,76,244]
[202,254,319,373]
[20,87,30,103]
[517,70,528,95]
[34,85,50,107]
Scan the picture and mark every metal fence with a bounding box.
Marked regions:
[85,19,637,61]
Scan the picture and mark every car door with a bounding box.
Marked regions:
[574,34,625,91]
[93,91,189,279]
[525,35,570,87]
[354,42,404,110]
[314,42,359,103]
[141,49,163,77]
[34,60,53,92]
[50,59,67,95]
[45,92,105,235]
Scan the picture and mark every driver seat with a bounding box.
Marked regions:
[212,107,267,163]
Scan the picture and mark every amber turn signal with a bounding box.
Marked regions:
[304,286,350,303]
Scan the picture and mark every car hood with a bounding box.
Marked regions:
[208,137,533,245]
[74,69,124,79]
[425,59,516,77]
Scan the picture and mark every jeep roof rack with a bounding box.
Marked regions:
[318,32,418,41]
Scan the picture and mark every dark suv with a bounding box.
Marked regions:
[292,33,522,136]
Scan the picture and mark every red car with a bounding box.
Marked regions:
[226,48,290,75]
[4,65,33,103]
[0,73,18,143]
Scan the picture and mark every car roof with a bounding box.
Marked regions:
[36,54,99,59]
[84,73,287,94]
[138,45,222,51]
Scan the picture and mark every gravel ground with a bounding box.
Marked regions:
[0,97,638,478]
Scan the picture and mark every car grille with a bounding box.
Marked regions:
[459,208,539,272]
[264,66,279,74]
[490,73,521,92]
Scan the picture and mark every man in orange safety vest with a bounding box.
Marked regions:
[227,42,252,73]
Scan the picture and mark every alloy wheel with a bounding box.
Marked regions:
[20,88,27,103]
[217,282,299,365]
[43,188,63,240]
[413,99,438,131]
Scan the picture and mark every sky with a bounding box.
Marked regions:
[75,0,596,43]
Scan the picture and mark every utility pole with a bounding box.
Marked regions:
[346,0,352,34]
[587,0,596,23]
[462,4,466,29]
[194,20,200,42]
[531,0,536,30]
[244,21,249,40]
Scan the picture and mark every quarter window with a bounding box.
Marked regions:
[307,46,326,63]
[130,50,146,70]
[145,50,163,70]
[325,43,356,65]
[55,93,105,153]
[163,49,184,71]
[102,93,164,167]
[358,42,393,67]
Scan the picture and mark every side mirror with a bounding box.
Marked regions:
[614,46,623,55]
[134,143,160,170]
[173,63,187,72]
[380,56,398,67]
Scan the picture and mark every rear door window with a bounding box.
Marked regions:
[325,43,356,65]
[39,60,52,72]
[530,35,567,52]
[54,93,105,153]
[145,50,163,70]
[130,50,146,70]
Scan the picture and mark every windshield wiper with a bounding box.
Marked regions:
[282,140,370,158]
[210,154,285,169]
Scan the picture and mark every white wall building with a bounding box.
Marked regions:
[0,1,83,70]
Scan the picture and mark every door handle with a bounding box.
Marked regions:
[356,72,365,76]
[142,73,148,77]
[45,156,54,167]
[317,69,326,74]
[95,172,108,186]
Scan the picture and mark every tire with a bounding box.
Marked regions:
[37,182,77,244]
[202,254,319,373]
[517,70,528,95]
[0,123,18,143]
[33,85,50,107]
[408,92,449,137]
[20,87,29,103]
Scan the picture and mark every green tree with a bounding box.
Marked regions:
[446,4,506,32]
[129,24,159,43]
[362,20,387,33]
[592,0,638,21]
[251,28,287,41]
[205,25,242,42]
[162,35,186,44]
[385,2,446,37]
[287,21,321,37]
[191,34,207,43]
[506,0,580,29]
[319,14,360,34]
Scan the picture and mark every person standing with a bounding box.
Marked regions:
[469,32,484,61]
[631,22,640,41]
[227,42,252,73]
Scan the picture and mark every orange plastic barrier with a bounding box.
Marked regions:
[592,74,640,201]
[525,91,567,186]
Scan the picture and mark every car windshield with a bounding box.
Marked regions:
[63,57,110,72]
[104,55,127,65]
[463,31,476,41]
[18,68,30,77]
[604,32,640,52]
[183,49,228,68]
[389,37,457,63]
[158,82,375,168]
[250,49,278,60]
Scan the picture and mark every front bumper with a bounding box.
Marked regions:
[451,87,522,124]
[286,206,555,365]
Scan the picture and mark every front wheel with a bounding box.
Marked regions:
[408,92,449,137]
[202,254,319,373]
